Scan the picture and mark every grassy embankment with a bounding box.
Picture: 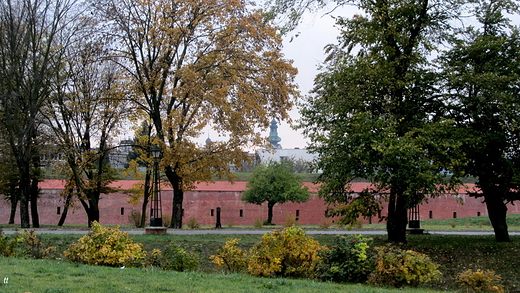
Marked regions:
[2,215,520,292]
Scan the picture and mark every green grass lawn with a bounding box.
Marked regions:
[14,231,515,292]
[0,257,454,293]
[2,215,520,292]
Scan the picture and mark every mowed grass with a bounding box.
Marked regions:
[5,231,514,292]
[2,215,520,292]
[0,257,446,293]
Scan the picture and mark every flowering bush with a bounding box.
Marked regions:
[64,221,144,267]
[368,245,441,288]
[456,269,505,293]
[248,226,326,278]
[318,234,374,283]
[210,238,249,273]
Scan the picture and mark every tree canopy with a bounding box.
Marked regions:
[297,0,465,243]
[242,160,310,224]
[439,0,520,241]
[92,0,298,228]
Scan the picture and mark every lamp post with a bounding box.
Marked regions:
[150,145,163,227]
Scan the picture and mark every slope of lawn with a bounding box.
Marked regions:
[1,257,447,293]
[22,231,519,292]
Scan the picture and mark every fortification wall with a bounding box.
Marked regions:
[1,180,518,226]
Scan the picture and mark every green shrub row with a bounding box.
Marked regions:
[1,223,506,291]
[210,227,505,291]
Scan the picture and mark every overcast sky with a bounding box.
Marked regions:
[275,6,357,149]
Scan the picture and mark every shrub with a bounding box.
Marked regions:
[456,269,505,293]
[21,230,56,259]
[253,218,263,228]
[451,221,457,228]
[318,234,374,283]
[128,210,142,227]
[368,245,441,288]
[248,226,326,278]
[143,248,162,267]
[319,218,333,229]
[154,242,200,272]
[0,231,23,257]
[64,221,144,267]
[210,238,249,273]
[282,214,298,227]
[186,217,200,229]
[162,215,172,227]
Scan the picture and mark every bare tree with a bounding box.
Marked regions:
[0,0,78,228]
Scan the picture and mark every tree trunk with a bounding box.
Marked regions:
[386,190,408,243]
[171,187,184,229]
[8,192,19,224]
[58,192,73,226]
[267,201,276,224]
[79,189,101,227]
[30,177,40,228]
[19,173,31,228]
[166,167,184,229]
[87,206,100,227]
[483,192,510,242]
[140,169,152,228]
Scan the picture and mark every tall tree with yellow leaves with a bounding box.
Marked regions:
[92,0,298,228]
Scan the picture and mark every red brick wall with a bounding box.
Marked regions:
[1,180,518,226]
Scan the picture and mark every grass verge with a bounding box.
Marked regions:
[0,257,449,293]
[26,232,520,292]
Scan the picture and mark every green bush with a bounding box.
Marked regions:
[368,245,441,288]
[154,242,200,272]
[210,238,249,273]
[318,234,374,283]
[0,231,23,257]
[64,221,144,267]
[248,226,325,278]
[456,269,505,293]
[20,230,56,259]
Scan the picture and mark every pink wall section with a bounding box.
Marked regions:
[1,180,519,226]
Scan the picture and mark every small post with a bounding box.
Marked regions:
[215,207,222,229]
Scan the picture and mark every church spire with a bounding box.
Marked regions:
[269,119,282,149]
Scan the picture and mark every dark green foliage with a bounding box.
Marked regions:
[439,0,520,242]
[242,161,310,224]
[318,235,375,283]
[154,242,200,272]
[298,0,465,243]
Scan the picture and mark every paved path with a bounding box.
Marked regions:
[2,228,519,236]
